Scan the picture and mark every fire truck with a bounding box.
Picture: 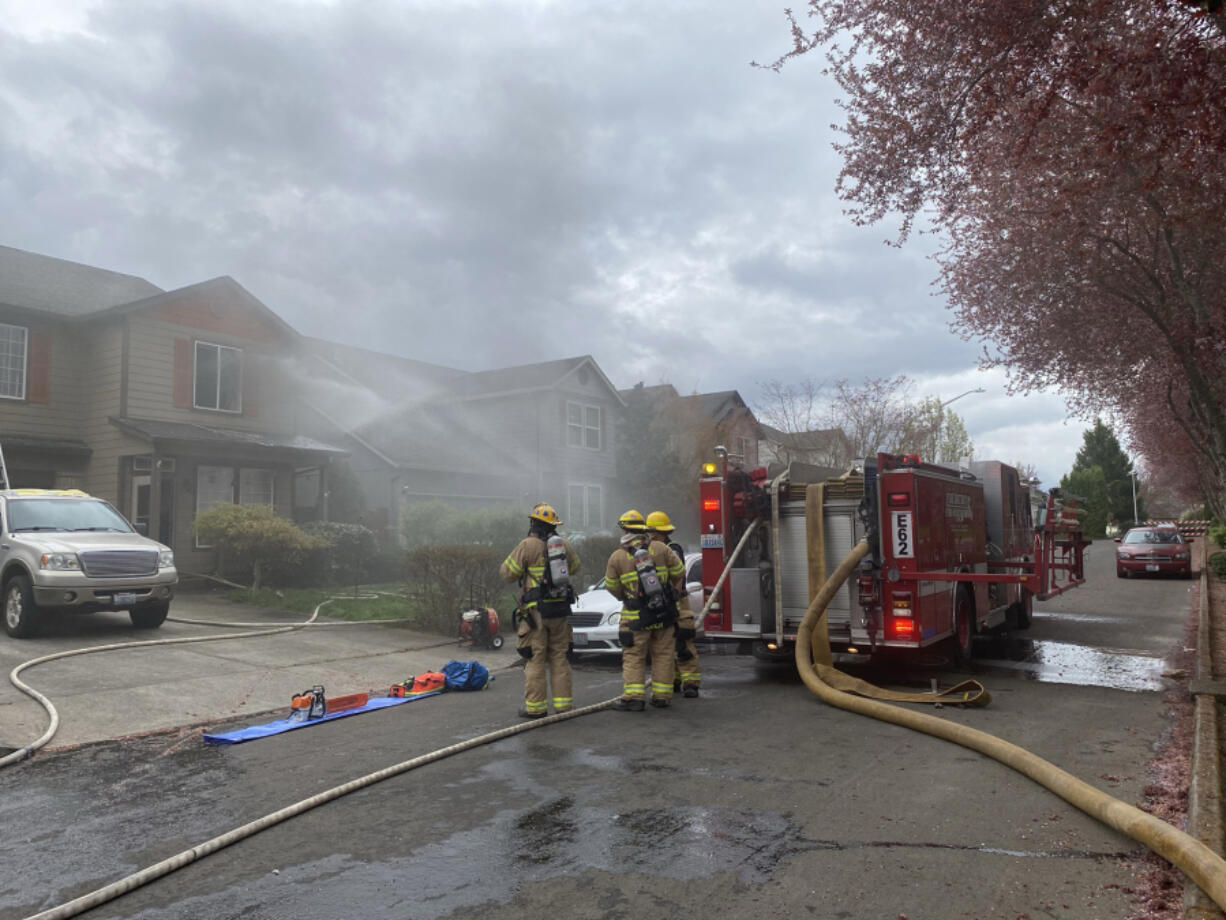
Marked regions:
[697,450,1089,663]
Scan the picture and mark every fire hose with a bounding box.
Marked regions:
[797,537,1226,911]
[1,594,453,769]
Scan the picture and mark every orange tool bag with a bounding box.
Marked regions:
[388,671,447,698]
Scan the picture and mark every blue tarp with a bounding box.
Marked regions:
[202,691,442,745]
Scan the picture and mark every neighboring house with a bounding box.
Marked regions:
[0,246,347,573]
[758,424,851,472]
[301,345,626,541]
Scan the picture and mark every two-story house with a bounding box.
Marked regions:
[301,343,626,541]
[0,246,346,573]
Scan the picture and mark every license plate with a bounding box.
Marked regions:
[113,592,137,605]
[571,633,588,646]
[1146,564,1160,572]
[700,534,724,549]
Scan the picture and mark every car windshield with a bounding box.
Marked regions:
[1123,529,1182,545]
[7,498,134,533]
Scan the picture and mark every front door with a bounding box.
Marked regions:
[130,472,174,543]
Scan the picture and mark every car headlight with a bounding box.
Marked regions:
[1117,551,1132,559]
[1174,552,1190,560]
[159,549,175,569]
[40,552,81,571]
[606,612,620,627]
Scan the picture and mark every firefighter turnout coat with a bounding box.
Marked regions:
[500,533,581,715]
[604,538,684,702]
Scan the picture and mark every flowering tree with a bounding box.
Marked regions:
[770,1,1226,516]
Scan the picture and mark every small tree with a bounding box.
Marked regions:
[194,504,326,590]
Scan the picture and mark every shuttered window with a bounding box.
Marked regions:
[194,341,242,412]
[0,323,28,400]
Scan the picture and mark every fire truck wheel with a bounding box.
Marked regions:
[952,588,975,668]
[1013,589,1032,629]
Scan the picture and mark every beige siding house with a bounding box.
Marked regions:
[0,246,346,573]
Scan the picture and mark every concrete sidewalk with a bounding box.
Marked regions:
[0,590,518,754]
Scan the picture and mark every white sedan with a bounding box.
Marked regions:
[568,553,704,656]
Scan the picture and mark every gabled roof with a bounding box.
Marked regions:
[0,245,163,317]
[685,390,751,425]
[759,424,847,449]
[90,276,301,341]
[303,336,468,398]
[353,402,531,476]
[438,355,625,407]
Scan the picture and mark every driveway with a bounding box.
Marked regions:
[0,588,518,755]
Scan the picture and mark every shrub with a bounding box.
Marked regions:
[1208,523,1226,550]
[194,504,327,590]
[404,543,510,633]
[1210,551,1226,582]
[401,501,524,550]
[571,532,622,590]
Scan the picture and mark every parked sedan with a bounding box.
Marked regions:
[1115,526,1193,578]
[568,553,704,655]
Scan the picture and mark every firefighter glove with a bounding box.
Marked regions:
[619,630,635,648]
[675,637,693,660]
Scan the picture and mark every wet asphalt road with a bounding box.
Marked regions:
[0,545,1199,920]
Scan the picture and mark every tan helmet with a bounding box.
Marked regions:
[645,510,674,533]
[617,509,647,532]
[529,502,561,527]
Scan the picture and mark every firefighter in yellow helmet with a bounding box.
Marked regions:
[500,502,581,718]
[604,509,685,710]
[646,510,700,698]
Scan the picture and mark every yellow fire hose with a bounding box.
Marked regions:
[796,537,1226,910]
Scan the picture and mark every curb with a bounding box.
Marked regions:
[1185,551,1225,920]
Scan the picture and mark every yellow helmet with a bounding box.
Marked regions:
[617,509,647,532]
[645,511,674,533]
[529,502,561,527]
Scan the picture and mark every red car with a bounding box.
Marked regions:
[1115,526,1193,578]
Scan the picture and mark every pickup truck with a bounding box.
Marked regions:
[1,489,178,638]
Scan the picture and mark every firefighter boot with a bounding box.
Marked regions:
[650,697,670,708]
[683,685,699,698]
[611,698,645,712]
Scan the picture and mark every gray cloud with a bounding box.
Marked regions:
[0,0,1083,479]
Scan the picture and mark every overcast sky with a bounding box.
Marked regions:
[0,0,1094,487]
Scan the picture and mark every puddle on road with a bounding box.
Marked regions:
[976,639,1167,692]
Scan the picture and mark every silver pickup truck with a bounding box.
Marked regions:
[1,489,178,638]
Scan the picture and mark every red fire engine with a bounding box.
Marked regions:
[697,450,1089,662]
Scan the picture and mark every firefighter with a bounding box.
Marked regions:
[500,502,581,719]
[646,510,700,698]
[604,509,685,711]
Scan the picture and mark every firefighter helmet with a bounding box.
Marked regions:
[617,509,647,532]
[529,502,561,527]
[645,511,674,533]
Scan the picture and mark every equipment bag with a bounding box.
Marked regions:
[441,659,492,691]
[389,671,447,697]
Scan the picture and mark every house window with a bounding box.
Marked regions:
[567,484,603,532]
[194,341,242,412]
[0,323,28,400]
[566,402,601,450]
[195,465,274,547]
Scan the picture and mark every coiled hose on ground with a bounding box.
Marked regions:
[1,593,454,769]
[796,539,1226,911]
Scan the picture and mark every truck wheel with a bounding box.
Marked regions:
[952,588,974,668]
[3,574,39,638]
[1014,588,1032,630]
[130,600,169,630]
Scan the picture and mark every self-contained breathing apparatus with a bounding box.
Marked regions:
[629,544,678,630]
[513,531,576,660]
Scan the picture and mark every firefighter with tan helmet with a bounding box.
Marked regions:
[500,502,581,719]
[604,509,685,710]
[646,510,700,698]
